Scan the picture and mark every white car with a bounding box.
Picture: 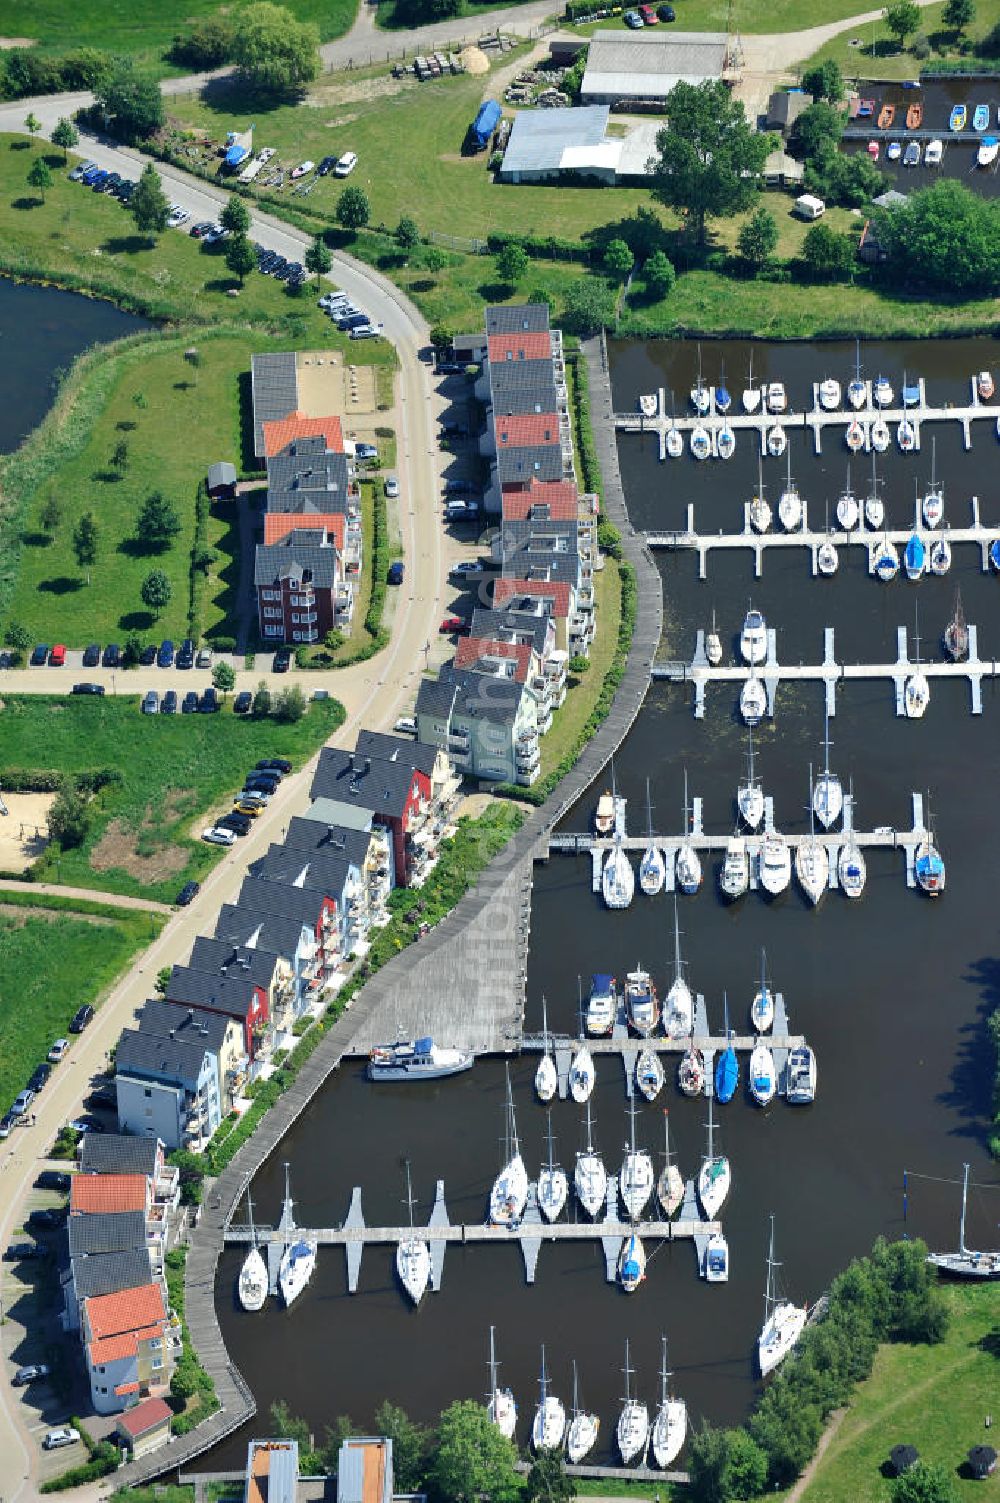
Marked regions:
[394,716,417,736]
[450,559,484,578]
[202,827,236,846]
[235,790,270,806]
[43,1427,80,1451]
[334,151,358,177]
[384,476,399,499]
[47,1039,70,1064]
[291,160,315,179]
[318,291,347,310]
[167,204,189,228]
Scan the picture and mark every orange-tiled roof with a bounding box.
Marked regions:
[262,411,344,457]
[85,1283,166,1341]
[502,479,578,522]
[488,332,552,363]
[114,1381,141,1396]
[495,413,560,448]
[455,637,533,683]
[89,1321,167,1366]
[493,577,571,618]
[71,1174,148,1216]
[264,512,346,550]
[117,1396,172,1436]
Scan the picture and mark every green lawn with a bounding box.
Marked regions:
[0,696,345,900]
[799,0,1000,81]
[0,891,163,1115]
[575,0,910,35]
[540,558,620,778]
[788,1282,1000,1503]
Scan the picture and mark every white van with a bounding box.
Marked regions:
[794,193,826,221]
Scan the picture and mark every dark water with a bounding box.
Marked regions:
[844,78,1000,190]
[209,337,1000,1466]
[0,277,148,454]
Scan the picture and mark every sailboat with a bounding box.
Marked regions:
[697,1092,731,1218]
[617,1341,650,1465]
[904,608,930,720]
[870,414,890,454]
[795,764,829,905]
[847,340,866,410]
[618,1228,646,1293]
[487,1327,517,1440]
[719,832,749,900]
[898,415,916,452]
[535,996,557,1103]
[690,346,710,415]
[714,994,739,1104]
[874,373,893,408]
[836,466,859,530]
[922,438,944,528]
[565,1362,600,1462]
[396,1161,431,1305]
[737,725,765,829]
[943,588,969,662]
[873,534,899,581]
[865,451,885,529]
[767,423,787,458]
[278,1165,317,1309]
[238,1190,268,1313]
[665,393,683,458]
[651,1337,687,1469]
[904,530,925,581]
[586,972,617,1037]
[620,1098,655,1221]
[740,666,767,727]
[766,380,787,413]
[715,364,732,414]
[663,901,693,1039]
[691,424,711,461]
[812,707,843,829]
[928,536,951,576]
[914,797,945,895]
[748,1037,777,1107]
[678,1029,706,1097]
[717,422,736,460]
[837,786,866,898]
[625,963,661,1037]
[657,1109,684,1218]
[602,840,634,909]
[845,417,864,453]
[639,778,666,896]
[532,1346,566,1452]
[489,1065,529,1226]
[569,989,595,1104]
[575,1097,608,1218]
[537,1110,569,1223]
[758,826,791,895]
[636,1046,665,1102]
[749,457,771,533]
[705,607,723,665]
[676,771,702,894]
[816,531,839,578]
[742,350,761,414]
[740,606,767,664]
[750,949,774,1033]
[777,449,802,532]
[757,1215,807,1376]
[926,1164,1000,1279]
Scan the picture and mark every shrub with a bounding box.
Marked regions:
[169,16,235,67]
[912,32,931,58]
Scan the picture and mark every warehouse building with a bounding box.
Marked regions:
[580,31,730,108]
[499,108,662,185]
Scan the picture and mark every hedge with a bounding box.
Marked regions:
[0,767,120,794]
[568,351,603,502]
[39,1417,119,1491]
[187,480,211,640]
[486,230,592,265]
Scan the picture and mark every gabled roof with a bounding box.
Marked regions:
[495,413,561,448]
[485,303,550,335]
[451,666,529,726]
[455,636,533,683]
[487,331,553,363]
[310,747,422,818]
[165,967,262,1022]
[116,1396,173,1437]
[493,577,572,618]
[415,674,459,722]
[281,818,376,869]
[251,352,298,457]
[353,730,442,779]
[264,512,345,550]
[214,903,313,962]
[250,844,355,901]
[495,443,565,486]
[207,462,237,489]
[264,492,350,520]
[80,1135,161,1178]
[254,540,338,590]
[188,936,281,991]
[88,1319,168,1366]
[71,1175,149,1217]
[68,1211,147,1257]
[234,877,330,931]
[84,1281,166,1340]
[469,606,551,656]
[115,1029,213,1091]
[262,411,344,458]
[501,478,579,522]
[266,447,352,511]
[489,360,559,416]
[70,1249,153,1303]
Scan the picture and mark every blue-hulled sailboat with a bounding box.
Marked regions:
[904,532,925,580]
[714,993,739,1104]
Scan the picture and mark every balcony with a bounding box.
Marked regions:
[515,760,541,787]
[515,741,540,770]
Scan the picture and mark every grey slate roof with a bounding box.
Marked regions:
[68,1211,148,1257]
[501,105,610,176]
[136,996,234,1052]
[267,447,352,511]
[470,606,550,656]
[214,903,312,961]
[235,876,329,930]
[250,844,355,900]
[116,1029,211,1090]
[79,1135,161,1178]
[189,936,280,991]
[281,818,376,869]
[415,674,458,722]
[310,747,419,818]
[496,444,565,486]
[501,538,580,586]
[265,493,349,520]
[503,516,578,549]
[251,353,298,457]
[451,666,527,726]
[164,969,261,1023]
[70,1249,154,1302]
[207,462,237,490]
[354,729,441,779]
[489,360,559,416]
[485,304,550,336]
[254,540,338,589]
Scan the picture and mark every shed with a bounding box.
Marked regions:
[207,461,238,500]
[114,1396,172,1459]
[500,106,616,183]
[889,1444,920,1476]
[764,148,804,187]
[581,31,729,108]
[969,1445,998,1479]
[766,88,813,134]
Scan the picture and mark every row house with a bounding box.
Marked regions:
[115,1018,226,1154]
[234,877,342,995]
[286,802,394,921]
[353,730,461,816]
[262,411,344,459]
[82,1282,177,1416]
[255,529,347,645]
[250,843,365,965]
[187,935,288,1062]
[165,968,270,1069]
[310,745,435,888]
[266,437,362,577]
[465,606,567,726]
[78,1131,180,1247]
[62,1247,161,1338]
[416,663,541,786]
[214,903,325,1020]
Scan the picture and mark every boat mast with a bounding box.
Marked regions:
[488,1325,499,1404]
[577,975,584,1040]
[585,1096,595,1155]
[704,1089,716,1168]
[646,777,654,840]
[748,723,756,789]
[659,1334,669,1408]
[508,1065,521,1160]
[622,1337,634,1406]
[672,896,683,983]
[764,1213,778,1323]
[958,1162,970,1255]
[246,1188,257,1250]
[541,994,550,1058]
[404,1159,416,1231]
[662,1108,673,1172]
[572,1359,580,1421]
[539,1344,549,1405]
[545,1109,557,1176]
[823,705,833,785]
[808,763,816,838]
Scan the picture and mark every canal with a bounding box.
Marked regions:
[210,336,1000,1465]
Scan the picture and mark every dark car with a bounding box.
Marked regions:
[139,643,157,666]
[272,648,291,673]
[13,1364,51,1386]
[189,221,215,238]
[268,257,289,278]
[36,1171,70,1192]
[176,880,200,907]
[90,170,110,191]
[199,686,219,713]
[317,155,337,176]
[84,1085,116,1112]
[245,776,279,796]
[217,811,252,836]
[387,561,405,586]
[233,690,252,715]
[82,643,101,667]
[162,690,178,714]
[104,173,122,192]
[102,643,120,668]
[71,682,106,696]
[28,1063,51,1093]
[181,690,199,714]
[257,758,292,775]
[119,181,136,204]
[657,2,676,16]
[4,1242,44,1262]
[177,639,195,669]
[69,1004,95,1034]
[259,251,279,272]
[27,1207,66,1231]
[30,644,49,667]
[157,639,175,668]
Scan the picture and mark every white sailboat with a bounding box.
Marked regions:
[926,1163,1000,1280]
[845,417,864,453]
[618,1229,646,1293]
[651,1336,687,1470]
[277,1165,317,1309]
[697,1092,731,1219]
[737,725,765,829]
[717,422,736,460]
[750,948,774,1033]
[865,451,885,529]
[838,787,866,898]
[636,1046,665,1102]
[535,994,557,1103]
[873,534,899,581]
[690,346,710,414]
[870,415,890,453]
[663,901,693,1039]
[740,668,766,727]
[676,771,702,894]
[396,1161,431,1306]
[816,536,839,577]
[532,1345,566,1452]
[740,605,768,664]
[490,1065,529,1227]
[835,466,859,531]
[904,607,930,720]
[757,1215,807,1377]
[537,1110,569,1224]
[569,991,595,1104]
[487,1326,517,1440]
[742,350,761,413]
[749,456,771,533]
[617,1341,650,1466]
[748,1039,777,1107]
[795,764,829,906]
[847,340,866,409]
[677,1033,706,1098]
[575,1097,608,1218]
[602,840,635,909]
[812,708,843,829]
[665,424,683,459]
[923,437,944,528]
[595,789,615,835]
[620,1098,655,1221]
[586,972,617,1037]
[565,1362,600,1462]
[719,833,749,900]
[777,449,802,532]
[928,536,952,576]
[705,607,723,665]
[238,1191,268,1313]
[657,1108,684,1218]
[690,424,711,460]
[639,777,666,896]
[767,423,787,458]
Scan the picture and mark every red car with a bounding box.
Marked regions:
[439,615,469,635]
[639,4,659,21]
[49,644,66,666]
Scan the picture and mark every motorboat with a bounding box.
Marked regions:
[594,790,615,835]
[535,995,557,1103]
[845,417,864,452]
[717,423,736,460]
[277,1166,317,1308]
[639,777,666,896]
[532,1346,566,1452]
[586,972,617,1036]
[914,834,945,895]
[489,1066,529,1227]
[618,1230,646,1294]
[602,841,635,909]
[678,1036,706,1098]
[758,830,791,895]
[818,376,841,410]
[748,1040,777,1107]
[636,1047,665,1103]
[569,1043,595,1105]
[677,765,702,896]
[838,838,867,898]
[740,606,768,664]
[690,425,711,460]
[663,902,693,1039]
[870,415,890,453]
[974,102,990,131]
[905,668,929,718]
[697,1092,731,1218]
[836,480,859,531]
[877,102,894,129]
[706,607,723,664]
[714,1018,739,1105]
[817,538,839,576]
[925,138,943,165]
[758,1215,808,1377]
[902,380,921,406]
[750,950,774,1032]
[620,1099,655,1220]
[886,140,902,162]
[812,709,843,829]
[638,392,657,417]
[857,97,875,118]
[625,963,661,1038]
[565,1362,600,1462]
[397,1162,431,1305]
[657,1109,684,1218]
[867,139,880,161]
[617,1341,650,1465]
[777,454,803,532]
[719,835,749,900]
[786,1045,817,1104]
[767,424,786,458]
[238,1192,268,1313]
[874,535,899,581]
[943,588,969,662]
[926,1164,1000,1280]
[906,101,922,130]
[928,537,951,576]
[368,1038,474,1080]
[665,425,684,459]
[537,1111,569,1224]
[487,1327,517,1440]
[977,368,995,399]
[766,381,787,413]
[651,1337,687,1470]
[738,725,765,829]
[742,352,761,413]
[575,1098,607,1218]
[904,532,925,580]
[903,140,921,166]
[703,1230,729,1283]
[950,103,967,131]
[874,374,893,407]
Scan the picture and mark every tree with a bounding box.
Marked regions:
[72,511,99,569]
[24,111,40,146]
[561,277,616,336]
[26,156,52,203]
[111,440,129,475]
[874,179,1000,294]
[749,1381,823,1486]
[806,147,883,208]
[524,1447,576,1503]
[140,569,172,618]
[495,241,529,285]
[884,0,921,47]
[429,325,454,354]
[396,215,419,250]
[4,621,30,655]
[305,233,332,286]
[801,222,855,281]
[220,192,251,237]
[225,234,257,286]
[890,1461,959,1503]
[231,2,320,95]
[273,684,307,723]
[131,163,170,242]
[136,492,181,549]
[40,496,62,535]
[651,80,773,245]
[269,1400,312,1450]
[252,680,272,718]
[212,661,236,695]
[122,632,143,668]
[725,1430,769,1499]
[96,57,165,139]
[801,58,844,103]
[527,286,556,312]
[603,237,633,281]
[688,1426,768,1503]
[620,204,666,259]
[51,118,79,163]
[737,205,778,271]
[48,779,89,849]
[423,245,446,274]
[793,100,845,161]
[336,185,370,231]
[944,0,975,31]
[373,1403,427,1493]
[169,1365,198,1402]
[644,248,676,297]
[430,1401,519,1503]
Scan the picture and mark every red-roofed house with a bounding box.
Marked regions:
[494,413,561,449]
[262,411,344,458]
[82,1284,176,1414]
[501,479,579,523]
[492,577,575,652]
[264,512,346,550]
[114,1396,173,1459]
[487,331,552,364]
[455,636,536,685]
[71,1174,151,1218]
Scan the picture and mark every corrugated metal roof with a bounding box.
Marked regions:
[502,105,609,174]
[582,31,727,99]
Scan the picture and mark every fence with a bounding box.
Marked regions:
[428,229,489,254]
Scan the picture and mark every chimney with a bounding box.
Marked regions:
[169,1029,175,1039]
[187,1009,194,1021]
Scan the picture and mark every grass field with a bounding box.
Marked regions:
[575,0,912,35]
[800,0,1000,81]
[0,891,164,1116]
[0,696,345,900]
[540,558,619,778]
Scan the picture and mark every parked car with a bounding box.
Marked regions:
[196,647,212,669]
[202,225,228,246]
[181,691,199,714]
[202,826,236,846]
[384,475,400,499]
[217,811,252,836]
[90,170,110,191]
[157,640,175,668]
[334,151,358,177]
[141,690,159,715]
[102,643,120,667]
[338,313,369,332]
[199,687,219,713]
[67,1116,104,1135]
[139,643,157,666]
[272,648,291,673]
[639,3,659,21]
[446,500,480,521]
[27,1207,66,1230]
[47,1040,69,1064]
[48,644,66,666]
[393,716,418,735]
[317,155,338,176]
[257,758,292,774]
[232,800,263,819]
[233,690,252,714]
[69,161,97,181]
[624,8,644,23]
[449,559,484,578]
[318,291,348,310]
[190,221,215,238]
[440,615,468,634]
[657,2,676,17]
[387,561,405,585]
[84,1082,116,1111]
[72,682,105,696]
[11,1090,34,1118]
[28,1063,51,1093]
[350,324,383,340]
[236,791,270,808]
[177,638,195,669]
[5,1242,43,1261]
[36,1170,70,1190]
[291,160,315,178]
[0,1113,16,1140]
[29,644,48,666]
[69,1004,94,1033]
[44,1428,81,1451]
[82,643,101,667]
[13,1365,51,1386]
[176,880,200,906]
[354,441,379,460]
[162,690,178,714]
